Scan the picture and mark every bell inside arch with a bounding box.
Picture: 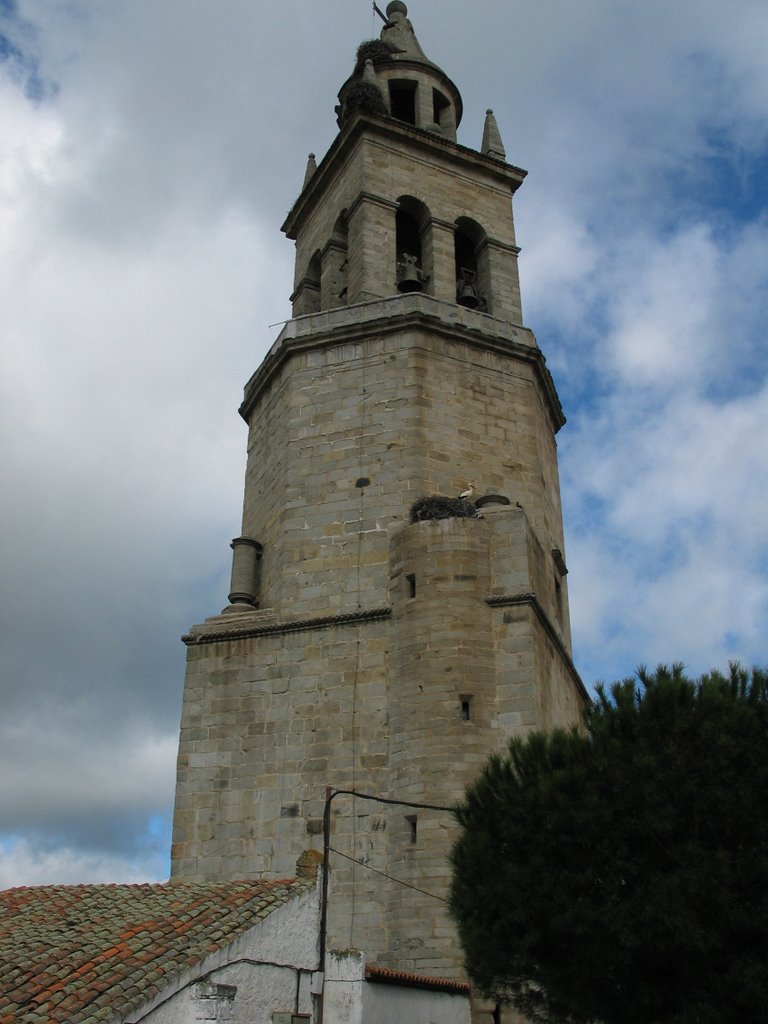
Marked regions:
[457,268,480,309]
[397,253,424,293]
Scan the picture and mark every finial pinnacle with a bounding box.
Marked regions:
[303,152,318,187]
[386,1,408,20]
[481,109,506,162]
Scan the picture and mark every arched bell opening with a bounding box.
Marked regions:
[321,213,349,310]
[396,196,431,295]
[455,217,489,313]
[291,250,322,316]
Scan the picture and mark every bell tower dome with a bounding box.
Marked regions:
[172,1,586,988]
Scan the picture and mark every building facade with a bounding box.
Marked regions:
[171,1,585,980]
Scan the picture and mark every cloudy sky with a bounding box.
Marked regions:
[1,0,766,887]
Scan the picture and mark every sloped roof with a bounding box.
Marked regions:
[0,877,311,1024]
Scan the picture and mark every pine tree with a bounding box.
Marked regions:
[450,664,768,1024]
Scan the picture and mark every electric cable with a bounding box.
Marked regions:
[328,787,453,813]
[329,845,450,903]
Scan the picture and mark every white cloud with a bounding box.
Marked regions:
[565,380,768,685]
[518,201,601,330]
[0,836,167,888]
[0,79,61,205]
[0,0,766,884]
[604,225,720,388]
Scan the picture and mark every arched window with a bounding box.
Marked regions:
[454,217,489,312]
[307,252,321,283]
[292,250,321,316]
[396,196,431,294]
[321,214,348,310]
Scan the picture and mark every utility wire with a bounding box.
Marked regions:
[329,846,450,903]
[319,789,457,974]
[349,352,370,943]
[329,787,454,813]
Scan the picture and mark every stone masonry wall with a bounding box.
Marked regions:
[385,517,498,971]
[173,302,584,976]
[240,306,567,624]
[173,512,583,972]
[172,614,391,958]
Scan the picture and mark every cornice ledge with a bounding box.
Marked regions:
[183,606,392,646]
[240,298,565,431]
[478,236,522,257]
[347,191,399,219]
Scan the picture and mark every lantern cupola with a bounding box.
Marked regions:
[336,2,462,139]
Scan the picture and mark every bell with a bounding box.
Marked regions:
[397,261,423,293]
[457,280,480,308]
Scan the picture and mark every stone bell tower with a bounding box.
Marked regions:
[171,0,586,979]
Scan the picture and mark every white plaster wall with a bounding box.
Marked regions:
[135,962,308,1024]
[131,885,320,1024]
[322,950,365,1024]
[323,950,471,1024]
[364,983,470,1024]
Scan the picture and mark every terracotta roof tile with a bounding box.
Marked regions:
[366,962,471,995]
[0,877,310,1024]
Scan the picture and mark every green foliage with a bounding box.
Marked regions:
[450,664,768,1024]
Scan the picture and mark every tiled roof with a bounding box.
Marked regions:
[366,963,471,995]
[0,877,310,1024]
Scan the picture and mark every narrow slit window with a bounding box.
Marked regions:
[406,814,417,844]
[406,573,416,599]
[460,698,471,721]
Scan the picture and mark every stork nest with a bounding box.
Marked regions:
[343,82,388,120]
[354,39,399,74]
[410,495,478,523]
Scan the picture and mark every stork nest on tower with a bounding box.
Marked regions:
[354,39,400,74]
[410,495,479,523]
[344,82,388,119]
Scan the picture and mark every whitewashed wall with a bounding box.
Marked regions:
[129,885,319,1024]
[323,950,470,1024]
